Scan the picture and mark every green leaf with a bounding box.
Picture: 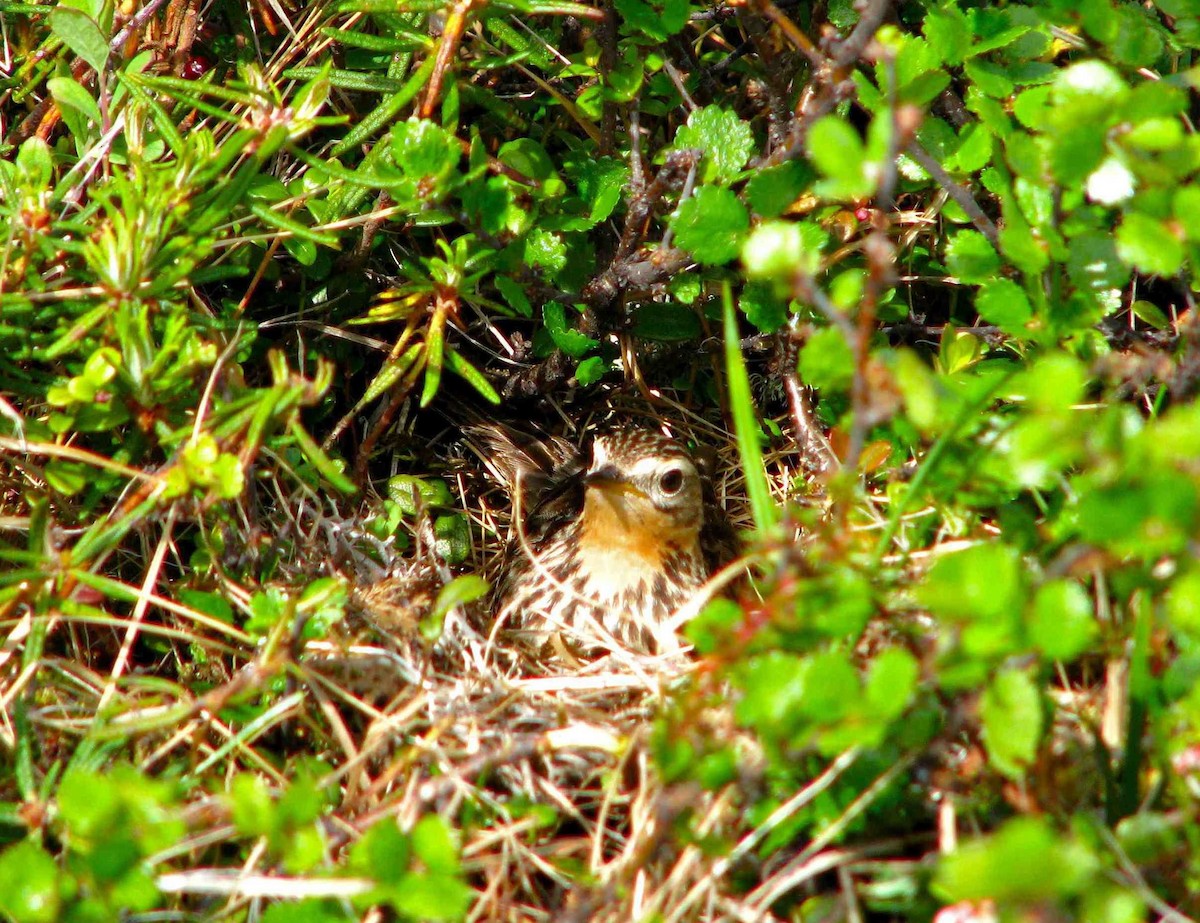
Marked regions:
[574,355,607,386]
[672,186,749,265]
[261,901,350,923]
[543,303,598,358]
[686,598,743,655]
[498,138,556,182]
[951,123,993,173]
[47,76,101,136]
[917,542,1023,622]
[964,59,1013,98]
[1111,5,1163,67]
[1067,231,1129,292]
[445,350,501,404]
[387,475,454,514]
[745,161,813,217]
[228,774,276,837]
[981,668,1042,778]
[799,326,854,392]
[351,818,411,884]
[734,652,807,731]
[0,841,62,923]
[1052,60,1129,122]
[1116,213,1184,276]
[740,281,787,333]
[1173,186,1200,241]
[613,0,673,40]
[430,575,490,623]
[724,284,778,531]
[975,278,1032,332]
[924,2,972,66]
[48,5,109,73]
[178,589,235,623]
[1075,475,1198,558]
[1046,123,1106,185]
[863,647,919,720]
[935,818,1100,901]
[945,229,1001,283]
[568,156,628,226]
[1166,570,1200,640]
[1029,580,1097,662]
[15,137,53,187]
[606,45,645,101]
[1124,116,1184,151]
[938,326,981,375]
[392,118,461,185]
[494,275,532,317]
[411,815,461,874]
[433,513,471,565]
[525,229,568,277]
[1010,351,1087,413]
[391,872,472,920]
[674,106,755,184]
[742,220,808,281]
[808,116,872,200]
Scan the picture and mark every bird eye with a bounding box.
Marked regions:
[659,467,685,495]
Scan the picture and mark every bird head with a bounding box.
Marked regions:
[581,431,704,541]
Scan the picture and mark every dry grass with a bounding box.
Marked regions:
[0,389,831,921]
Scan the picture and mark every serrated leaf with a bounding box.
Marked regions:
[1053,60,1129,121]
[946,230,1001,283]
[543,302,598,357]
[525,228,568,278]
[392,118,460,184]
[570,156,628,226]
[924,2,972,65]
[976,279,1032,332]
[672,186,749,264]
[674,106,755,184]
[740,281,787,333]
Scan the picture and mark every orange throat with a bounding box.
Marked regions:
[577,485,697,572]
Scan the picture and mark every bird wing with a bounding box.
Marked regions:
[463,423,586,548]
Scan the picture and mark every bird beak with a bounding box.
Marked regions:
[585,464,622,486]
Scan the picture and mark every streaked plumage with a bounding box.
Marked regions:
[470,425,723,655]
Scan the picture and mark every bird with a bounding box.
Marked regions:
[468,424,729,657]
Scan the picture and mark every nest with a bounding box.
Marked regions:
[269,397,812,921]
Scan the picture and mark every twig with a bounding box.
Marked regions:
[906,141,1000,247]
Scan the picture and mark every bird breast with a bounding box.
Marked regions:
[575,485,699,601]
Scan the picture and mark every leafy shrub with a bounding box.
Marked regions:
[4,0,1200,919]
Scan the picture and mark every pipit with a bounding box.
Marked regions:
[472,425,730,655]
